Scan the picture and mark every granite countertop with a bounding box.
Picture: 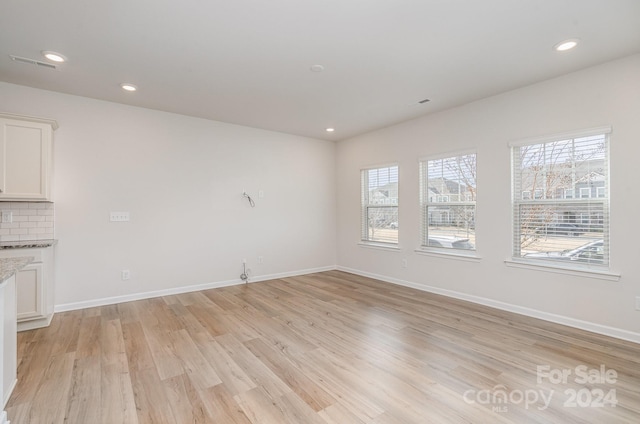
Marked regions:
[0,239,57,250]
[0,256,34,284]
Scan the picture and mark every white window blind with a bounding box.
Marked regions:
[361,165,399,244]
[420,153,476,251]
[512,130,610,268]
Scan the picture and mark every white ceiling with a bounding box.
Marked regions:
[1,1,639,141]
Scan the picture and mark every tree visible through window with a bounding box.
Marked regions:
[511,128,610,267]
[361,165,399,244]
[420,153,476,251]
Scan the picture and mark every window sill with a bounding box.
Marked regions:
[504,259,620,281]
[414,248,481,262]
[358,242,401,251]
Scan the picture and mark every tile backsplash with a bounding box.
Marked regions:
[0,202,55,242]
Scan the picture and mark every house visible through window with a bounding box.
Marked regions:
[420,152,476,251]
[511,128,610,268]
[361,165,399,244]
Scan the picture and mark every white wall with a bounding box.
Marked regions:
[337,54,640,340]
[2,54,639,341]
[0,82,337,308]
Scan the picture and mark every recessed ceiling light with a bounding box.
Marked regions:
[554,39,579,52]
[120,83,138,92]
[41,51,67,63]
[310,65,325,72]
[326,128,335,132]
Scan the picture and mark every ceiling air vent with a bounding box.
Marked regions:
[9,55,57,70]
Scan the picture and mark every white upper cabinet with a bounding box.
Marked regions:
[0,113,58,201]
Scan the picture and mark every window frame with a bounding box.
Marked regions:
[510,126,612,272]
[360,164,399,247]
[419,150,478,256]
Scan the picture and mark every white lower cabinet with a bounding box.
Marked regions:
[1,274,17,410]
[0,247,54,331]
[16,262,44,321]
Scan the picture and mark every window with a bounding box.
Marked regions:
[511,128,610,268]
[361,165,399,244]
[579,187,591,198]
[420,152,476,251]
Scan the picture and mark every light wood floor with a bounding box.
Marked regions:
[7,270,640,423]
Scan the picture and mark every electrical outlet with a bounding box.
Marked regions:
[1,211,12,223]
[635,296,640,311]
[258,256,264,264]
[110,211,130,222]
[121,270,131,280]
[259,190,264,198]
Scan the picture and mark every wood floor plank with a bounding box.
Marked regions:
[299,348,386,422]
[100,318,138,424]
[101,362,139,424]
[234,386,298,424]
[167,328,223,390]
[191,332,257,396]
[26,352,76,424]
[202,384,253,424]
[7,270,640,423]
[186,302,229,336]
[139,317,185,381]
[122,321,156,372]
[64,355,101,424]
[75,315,101,359]
[244,337,336,412]
[162,374,212,423]
[215,333,294,400]
[201,289,242,311]
[318,402,367,424]
[130,367,176,424]
[6,334,51,406]
[117,301,141,325]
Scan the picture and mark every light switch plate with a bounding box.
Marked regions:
[110,211,130,222]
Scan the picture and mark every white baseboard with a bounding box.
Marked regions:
[52,264,640,344]
[337,266,640,345]
[17,314,54,332]
[55,265,336,313]
[3,378,16,411]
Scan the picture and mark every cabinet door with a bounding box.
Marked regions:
[0,118,52,201]
[1,274,17,407]
[16,263,44,321]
